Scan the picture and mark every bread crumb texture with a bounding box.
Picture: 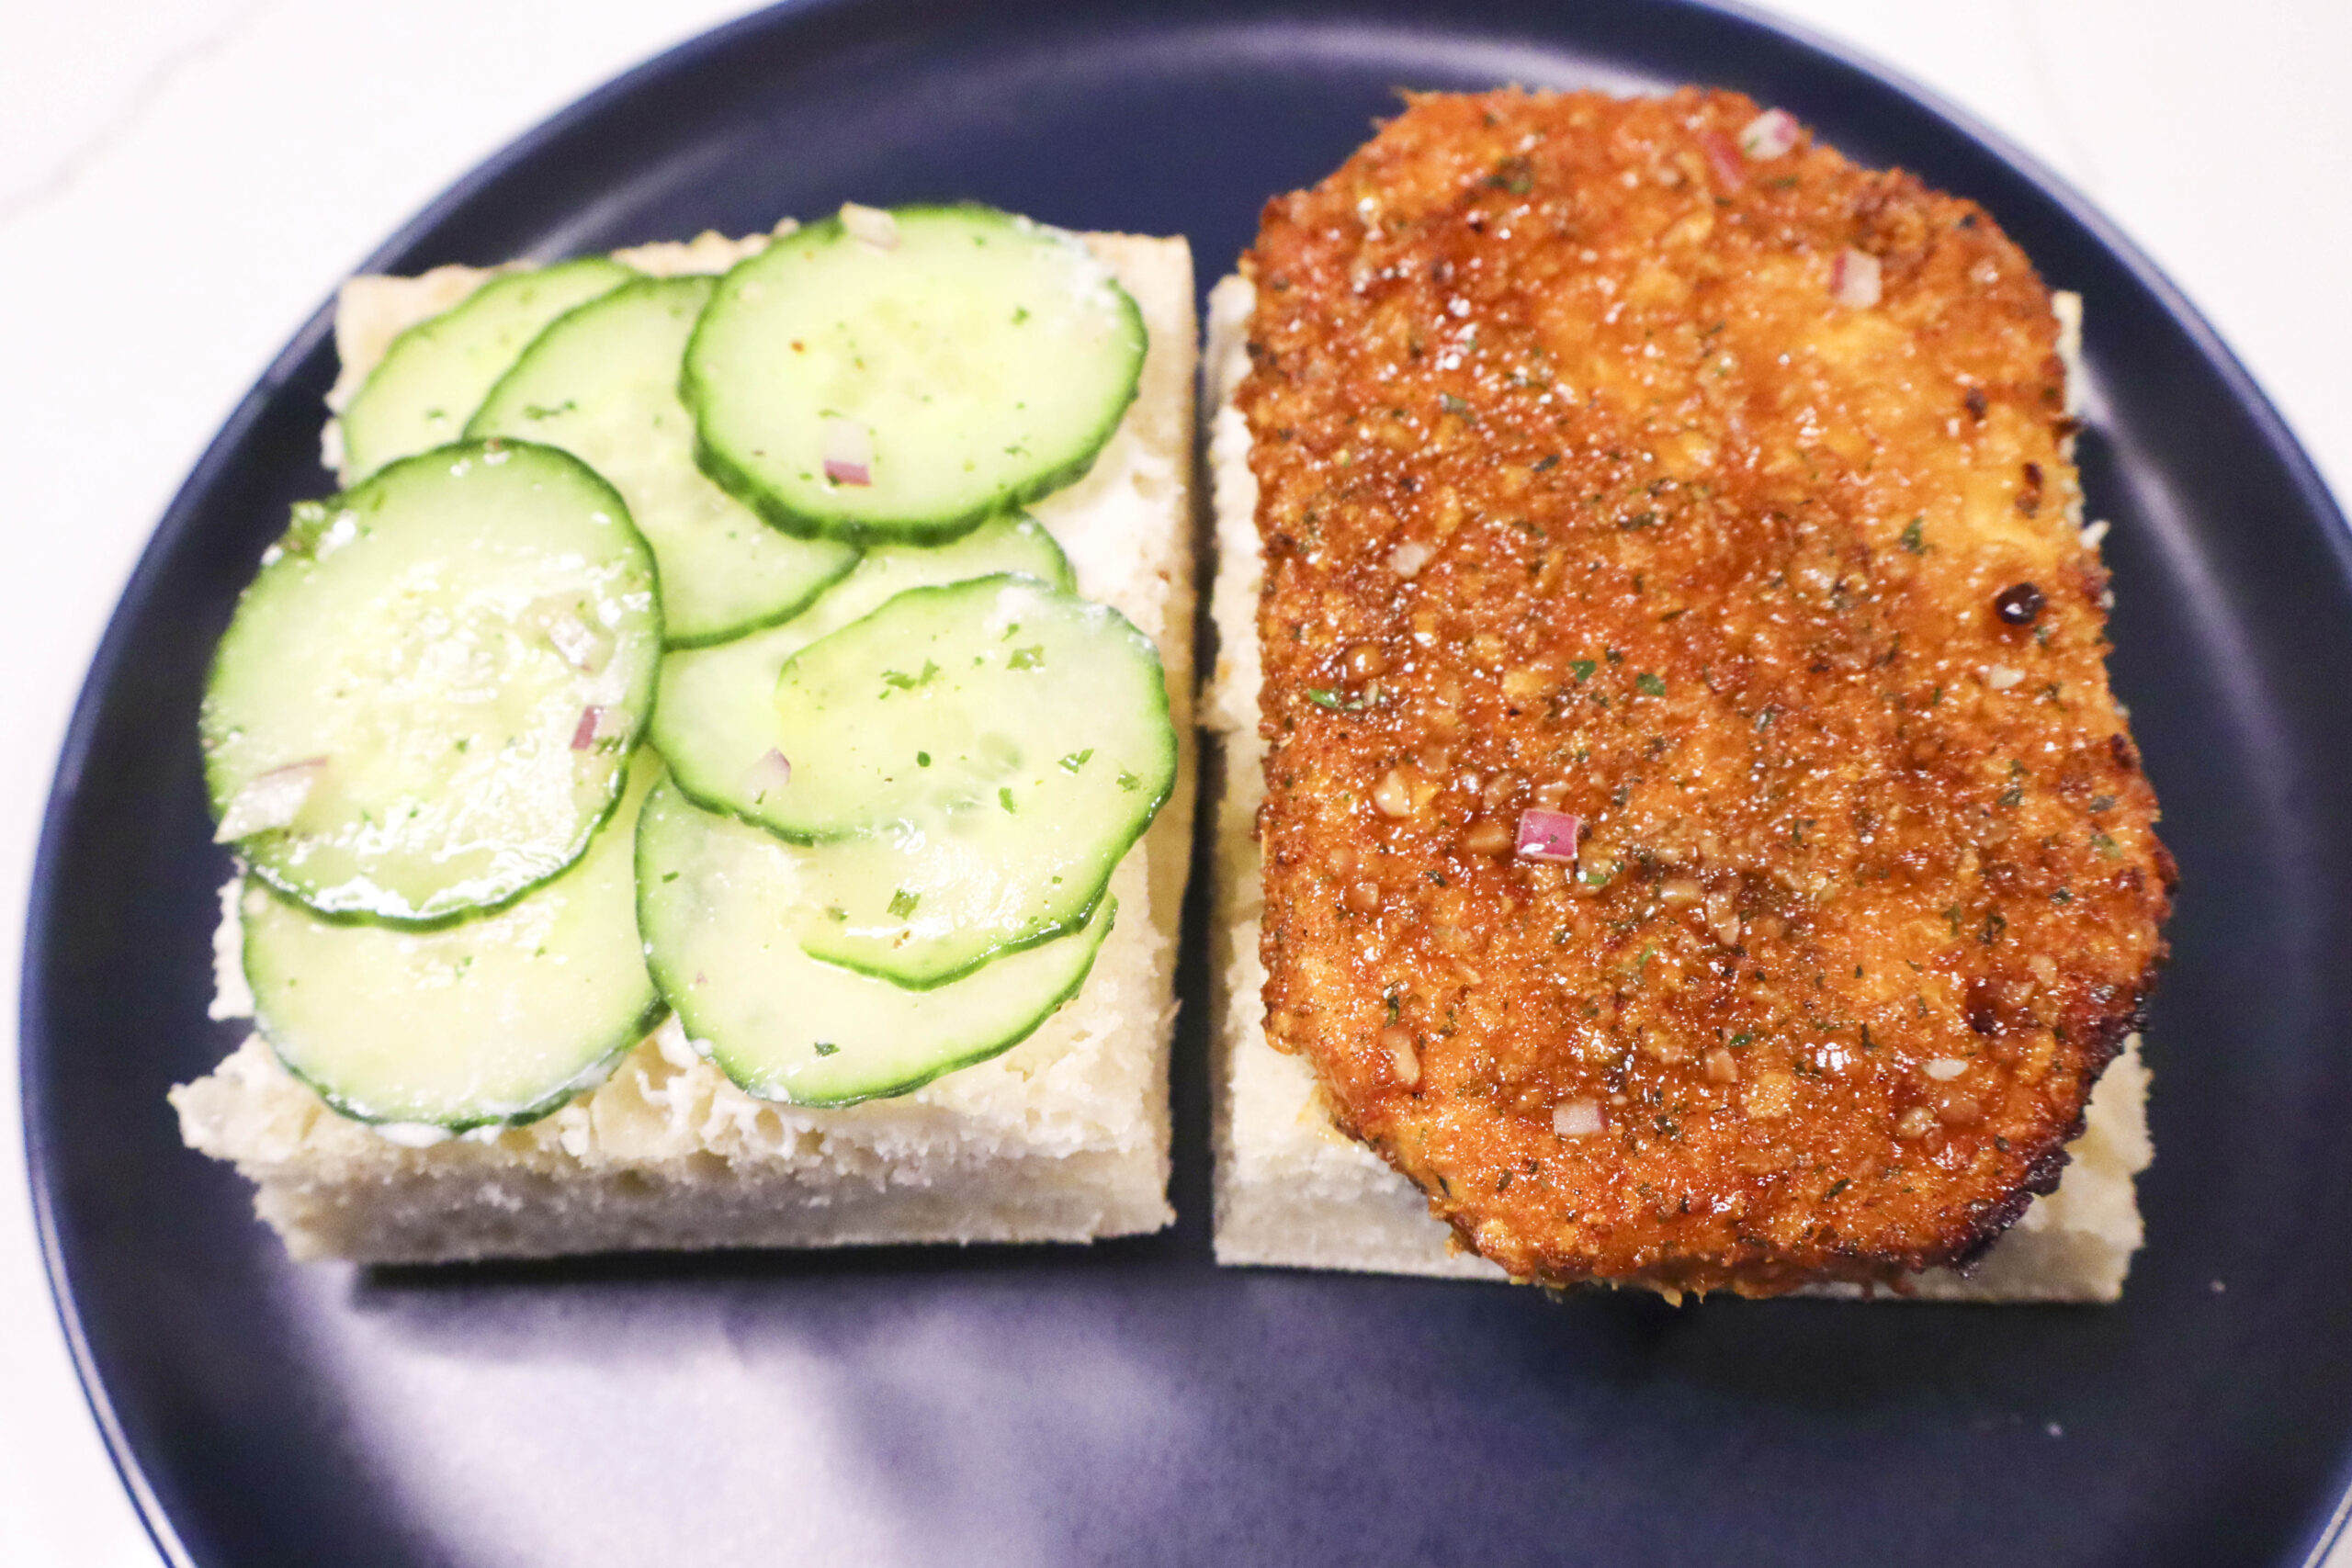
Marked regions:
[1203,276,2151,1302]
[176,231,1197,1264]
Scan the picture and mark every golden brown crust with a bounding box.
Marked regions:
[1238,88,2172,1298]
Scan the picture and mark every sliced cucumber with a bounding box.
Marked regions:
[468,276,858,646]
[763,574,1170,839]
[340,257,634,479]
[245,751,663,1130]
[201,441,662,925]
[636,775,1114,1106]
[771,574,1172,987]
[684,205,1145,544]
[651,513,1070,823]
[788,812,1115,987]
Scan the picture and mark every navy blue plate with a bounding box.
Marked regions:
[26,1,2352,1563]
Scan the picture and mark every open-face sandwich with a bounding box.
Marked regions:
[175,211,1199,1263]
[1206,89,2170,1299]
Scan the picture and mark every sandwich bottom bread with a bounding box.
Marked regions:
[1203,269,2154,1302]
[174,226,1199,1264]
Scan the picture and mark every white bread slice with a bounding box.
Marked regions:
[173,230,1199,1265]
[1202,275,2153,1301]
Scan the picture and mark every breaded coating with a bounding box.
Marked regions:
[1238,88,2173,1297]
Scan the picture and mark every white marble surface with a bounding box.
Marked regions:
[1,3,2345,1563]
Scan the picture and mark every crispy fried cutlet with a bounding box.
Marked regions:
[1238,88,2174,1298]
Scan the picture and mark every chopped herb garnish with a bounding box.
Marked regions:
[812,1041,840,1057]
[881,660,941,690]
[2090,795,2116,812]
[1009,645,1046,670]
[1000,787,1017,812]
[1116,770,1141,792]
[1636,672,1667,697]
[1059,749,1094,773]
[1439,392,1469,416]
[1487,157,1533,196]
[1899,516,1926,554]
[917,750,932,767]
[887,888,920,919]
[1570,659,1597,682]
[1306,684,1380,712]
[2091,829,2121,859]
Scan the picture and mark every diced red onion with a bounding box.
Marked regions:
[1738,108,1800,160]
[571,707,605,750]
[822,416,872,487]
[1830,247,1882,308]
[840,203,899,251]
[741,748,794,801]
[1553,1100,1604,1137]
[1700,130,1745,189]
[214,758,326,842]
[1514,807,1581,865]
[540,610,612,675]
[1387,539,1432,579]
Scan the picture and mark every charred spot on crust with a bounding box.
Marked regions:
[2017,461,2045,516]
[1995,582,2045,626]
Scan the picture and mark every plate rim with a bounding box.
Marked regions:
[20,2,2352,1564]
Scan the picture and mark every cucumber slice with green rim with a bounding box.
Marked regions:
[792,805,1131,987]
[771,573,1173,987]
[244,750,664,1130]
[636,775,1115,1107]
[651,513,1070,823]
[202,441,662,925]
[340,256,634,479]
[468,276,858,647]
[684,205,1145,544]
[763,574,1171,840]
